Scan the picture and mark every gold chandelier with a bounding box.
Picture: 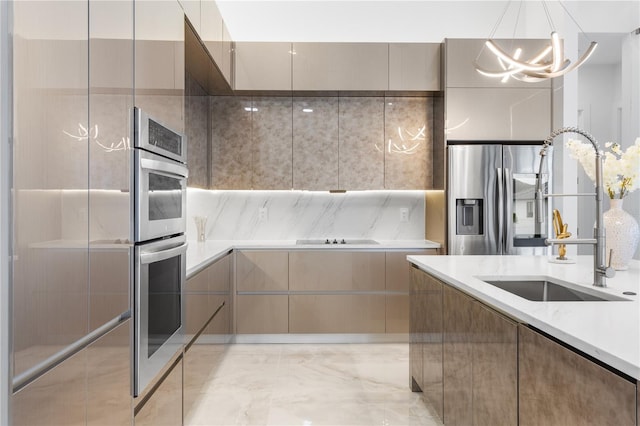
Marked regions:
[475,0,598,83]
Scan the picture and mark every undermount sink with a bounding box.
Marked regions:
[296,239,379,245]
[479,277,628,302]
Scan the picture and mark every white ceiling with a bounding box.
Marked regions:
[217,0,640,64]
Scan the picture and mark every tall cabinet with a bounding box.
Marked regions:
[10,0,133,424]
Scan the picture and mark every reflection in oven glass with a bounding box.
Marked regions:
[147,255,181,358]
[148,172,182,221]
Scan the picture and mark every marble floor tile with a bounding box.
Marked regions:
[185,343,443,426]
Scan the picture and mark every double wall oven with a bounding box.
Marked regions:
[133,108,188,396]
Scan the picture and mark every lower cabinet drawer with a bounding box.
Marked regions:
[236,295,288,334]
[289,294,386,333]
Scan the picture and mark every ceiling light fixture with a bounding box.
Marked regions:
[475,0,597,83]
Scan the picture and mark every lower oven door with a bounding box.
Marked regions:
[134,234,187,396]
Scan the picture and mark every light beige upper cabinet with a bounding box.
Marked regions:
[446,87,551,140]
[292,43,389,91]
[135,0,185,132]
[445,38,552,89]
[221,22,233,85]
[235,42,292,91]
[180,0,201,35]
[201,0,223,66]
[389,43,441,91]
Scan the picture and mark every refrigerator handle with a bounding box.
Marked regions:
[496,167,504,254]
[504,168,514,254]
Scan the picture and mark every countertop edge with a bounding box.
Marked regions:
[186,239,440,279]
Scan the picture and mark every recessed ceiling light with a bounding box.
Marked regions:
[244,107,258,112]
[302,108,313,113]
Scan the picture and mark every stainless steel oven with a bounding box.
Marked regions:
[134,234,187,396]
[134,149,188,242]
[133,107,188,397]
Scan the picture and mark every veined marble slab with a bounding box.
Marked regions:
[407,255,640,380]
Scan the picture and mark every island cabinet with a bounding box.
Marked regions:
[409,266,444,420]
[518,326,637,426]
[235,250,289,334]
[411,268,517,426]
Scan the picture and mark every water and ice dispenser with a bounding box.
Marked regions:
[455,199,483,235]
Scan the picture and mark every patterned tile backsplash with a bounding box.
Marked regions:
[186,188,425,241]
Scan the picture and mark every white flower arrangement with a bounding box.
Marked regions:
[566,137,640,199]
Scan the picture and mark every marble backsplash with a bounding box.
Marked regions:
[186,188,425,241]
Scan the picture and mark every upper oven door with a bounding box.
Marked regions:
[135,149,188,242]
[135,107,187,163]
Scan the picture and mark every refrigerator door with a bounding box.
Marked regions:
[503,145,551,255]
[448,144,503,255]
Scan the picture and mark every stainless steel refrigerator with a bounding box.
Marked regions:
[447,142,552,255]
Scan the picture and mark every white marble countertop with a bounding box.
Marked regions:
[407,254,640,380]
[186,239,440,278]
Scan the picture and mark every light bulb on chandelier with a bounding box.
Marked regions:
[475,0,598,82]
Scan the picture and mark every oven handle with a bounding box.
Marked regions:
[140,242,188,265]
[140,157,189,179]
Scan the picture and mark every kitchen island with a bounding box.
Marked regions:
[408,254,639,425]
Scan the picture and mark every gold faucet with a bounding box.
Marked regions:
[552,209,571,260]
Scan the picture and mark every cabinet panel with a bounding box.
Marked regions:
[201,0,223,65]
[292,43,388,91]
[389,43,441,91]
[134,0,185,133]
[445,38,552,89]
[236,250,288,292]
[236,295,288,334]
[471,303,517,426]
[221,23,233,86]
[385,251,432,292]
[185,73,210,188]
[134,358,183,426]
[12,349,87,426]
[442,285,473,426]
[235,42,292,91]
[210,96,252,189]
[89,249,130,329]
[519,326,636,426]
[338,97,384,190]
[384,97,432,189]
[87,319,132,426]
[180,0,201,35]
[289,295,385,333]
[422,274,444,421]
[292,97,339,190]
[252,97,293,189]
[385,295,409,334]
[289,251,385,291]
[409,267,425,391]
[446,87,551,140]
